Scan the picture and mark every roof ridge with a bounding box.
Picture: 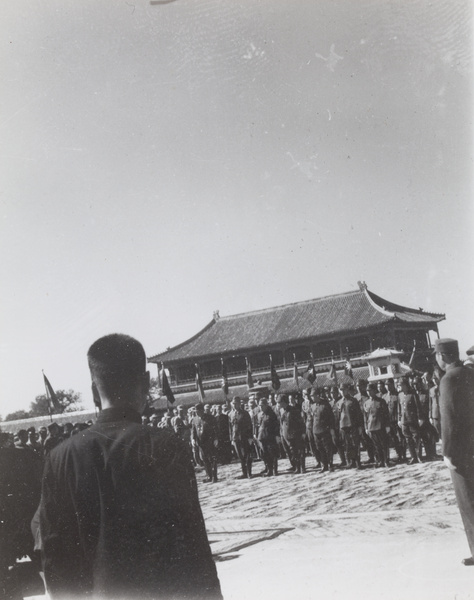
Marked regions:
[220,288,361,320]
[148,319,216,362]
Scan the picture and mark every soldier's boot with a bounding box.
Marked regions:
[237,463,248,479]
[273,457,279,476]
[212,462,218,483]
[301,455,306,473]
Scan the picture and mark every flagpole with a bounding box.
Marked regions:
[42,369,53,423]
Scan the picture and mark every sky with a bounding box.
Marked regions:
[0,0,472,418]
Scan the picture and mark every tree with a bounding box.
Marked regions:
[4,409,31,422]
[29,389,83,417]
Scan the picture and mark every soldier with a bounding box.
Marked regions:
[43,423,63,455]
[429,372,442,439]
[383,378,405,462]
[398,377,421,464]
[215,404,232,464]
[302,388,321,468]
[279,394,306,473]
[355,378,375,464]
[436,338,474,566]
[257,397,280,476]
[191,403,219,483]
[228,396,253,479]
[338,382,364,468]
[413,376,437,460]
[329,387,346,467]
[311,389,336,473]
[364,382,390,467]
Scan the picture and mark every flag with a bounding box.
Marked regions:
[344,357,353,379]
[221,358,229,397]
[304,353,316,384]
[293,355,300,390]
[161,364,176,404]
[269,354,281,391]
[408,340,417,367]
[43,372,61,412]
[195,363,206,401]
[246,357,254,390]
[328,360,338,385]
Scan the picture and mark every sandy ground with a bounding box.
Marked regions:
[198,447,473,600]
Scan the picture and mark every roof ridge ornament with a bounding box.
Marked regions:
[213,310,220,321]
[357,281,368,291]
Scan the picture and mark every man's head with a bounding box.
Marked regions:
[434,338,459,371]
[386,378,396,392]
[39,426,47,440]
[279,394,289,408]
[232,396,241,410]
[87,334,150,413]
[367,382,378,398]
[17,429,28,444]
[310,389,322,404]
[258,397,268,411]
[341,382,352,399]
[195,403,204,415]
[356,379,367,393]
[400,377,411,393]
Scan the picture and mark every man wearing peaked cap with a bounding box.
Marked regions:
[436,337,474,566]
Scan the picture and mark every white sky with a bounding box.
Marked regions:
[0,0,473,417]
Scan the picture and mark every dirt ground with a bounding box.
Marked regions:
[197,447,474,600]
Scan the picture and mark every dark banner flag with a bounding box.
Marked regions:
[269,354,281,391]
[328,360,338,385]
[161,364,176,404]
[221,358,229,397]
[304,353,316,384]
[43,372,61,412]
[195,363,206,401]
[246,357,254,390]
[293,355,300,390]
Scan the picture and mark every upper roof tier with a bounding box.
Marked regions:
[148,286,445,364]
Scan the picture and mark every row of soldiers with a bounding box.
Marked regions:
[168,374,441,482]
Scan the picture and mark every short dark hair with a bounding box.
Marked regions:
[88,334,147,399]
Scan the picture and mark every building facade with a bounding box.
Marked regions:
[148,283,445,405]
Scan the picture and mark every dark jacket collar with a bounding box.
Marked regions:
[95,406,142,425]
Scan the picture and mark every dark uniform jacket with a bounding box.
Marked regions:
[416,391,430,424]
[364,397,390,431]
[192,413,218,450]
[38,407,222,600]
[398,392,419,426]
[383,392,400,423]
[280,405,305,440]
[440,361,474,474]
[311,402,335,435]
[338,396,363,429]
[257,408,280,442]
[228,408,253,441]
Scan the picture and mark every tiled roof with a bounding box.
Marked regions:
[149,287,444,364]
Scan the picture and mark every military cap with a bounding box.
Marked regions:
[195,403,204,411]
[433,338,459,355]
[466,345,474,356]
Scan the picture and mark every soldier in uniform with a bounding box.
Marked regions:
[355,379,375,464]
[214,404,232,464]
[413,376,437,460]
[279,394,306,473]
[311,389,336,473]
[429,372,442,439]
[257,397,280,476]
[338,382,364,468]
[228,396,254,479]
[329,387,346,467]
[384,378,405,463]
[364,382,390,467]
[191,403,219,483]
[436,338,474,566]
[398,377,421,464]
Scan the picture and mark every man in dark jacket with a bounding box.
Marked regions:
[364,383,390,467]
[38,333,222,600]
[436,338,474,566]
[311,389,336,473]
[228,396,254,478]
[279,394,306,473]
[257,398,280,476]
[192,403,219,483]
[398,377,421,464]
[338,382,364,468]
